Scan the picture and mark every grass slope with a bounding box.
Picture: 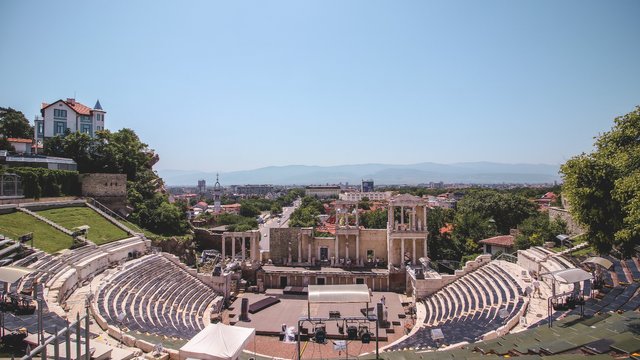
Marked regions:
[0,212,72,253]
[37,207,129,245]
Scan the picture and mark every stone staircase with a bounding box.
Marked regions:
[16,206,74,236]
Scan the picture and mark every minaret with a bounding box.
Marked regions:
[213,173,222,213]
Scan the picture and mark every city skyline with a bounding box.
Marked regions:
[1,1,639,172]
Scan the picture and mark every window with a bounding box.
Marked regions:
[80,115,91,122]
[53,109,67,118]
[54,121,66,135]
[37,123,43,135]
[81,124,92,135]
[367,249,375,262]
[96,114,104,121]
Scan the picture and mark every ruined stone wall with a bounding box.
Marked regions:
[548,207,585,236]
[80,173,127,197]
[268,227,301,264]
[79,173,128,214]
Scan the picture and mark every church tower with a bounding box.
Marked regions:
[213,173,222,213]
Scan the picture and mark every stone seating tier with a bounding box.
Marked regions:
[96,254,220,340]
[390,262,525,351]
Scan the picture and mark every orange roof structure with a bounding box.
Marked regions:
[479,235,515,247]
[41,98,99,116]
[7,138,32,143]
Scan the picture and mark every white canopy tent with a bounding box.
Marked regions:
[551,268,593,284]
[582,257,614,270]
[307,284,371,303]
[179,323,254,360]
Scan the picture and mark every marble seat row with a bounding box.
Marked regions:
[391,262,525,351]
[96,254,220,339]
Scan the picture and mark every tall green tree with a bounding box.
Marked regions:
[426,207,459,260]
[515,213,567,250]
[454,190,537,234]
[561,106,640,256]
[43,128,188,236]
[0,107,33,139]
[359,208,387,229]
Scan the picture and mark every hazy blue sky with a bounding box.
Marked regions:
[1,1,639,172]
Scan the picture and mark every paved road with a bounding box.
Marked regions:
[259,198,300,252]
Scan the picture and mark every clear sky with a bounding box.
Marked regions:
[1,1,639,172]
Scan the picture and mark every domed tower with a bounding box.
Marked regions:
[213,173,222,213]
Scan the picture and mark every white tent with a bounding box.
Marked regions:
[179,323,255,360]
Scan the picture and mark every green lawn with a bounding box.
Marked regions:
[37,207,129,245]
[0,212,73,253]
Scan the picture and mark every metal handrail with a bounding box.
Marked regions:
[86,197,144,234]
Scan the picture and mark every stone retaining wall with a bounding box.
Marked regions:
[410,254,492,299]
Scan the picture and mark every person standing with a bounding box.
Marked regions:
[533,278,541,298]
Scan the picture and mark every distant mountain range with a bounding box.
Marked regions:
[158,162,561,186]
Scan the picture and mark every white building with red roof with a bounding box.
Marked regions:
[35,98,105,140]
[479,235,515,255]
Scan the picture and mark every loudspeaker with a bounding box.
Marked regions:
[377,303,384,326]
[240,298,249,321]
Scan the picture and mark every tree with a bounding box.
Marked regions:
[452,211,497,254]
[358,197,371,210]
[515,214,567,250]
[289,207,319,227]
[360,209,387,229]
[426,207,459,260]
[43,128,188,236]
[454,190,537,235]
[0,107,33,139]
[561,106,640,256]
[239,201,260,218]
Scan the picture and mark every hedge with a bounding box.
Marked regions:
[3,167,80,199]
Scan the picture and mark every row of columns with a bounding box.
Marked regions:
[291,234,362,265]
[388,205,428,232]
[390,237,428,268]
[221,234,259,262]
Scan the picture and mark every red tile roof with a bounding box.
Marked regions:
[67,101,92,115]
[41,99,94,116]
[7,138,33,143]
[479,235,515,247]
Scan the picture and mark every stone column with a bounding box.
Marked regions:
[423,206,427,232]
[412,206,417,231]
[222,236,226,259]
[387,237,392,268]
[424,238,428,258]
[241,236,246,261]
[400,206,404,225]
[355,234,360,264]
[400,238,405,269]
[346,239,349,261]
[250,234,256,261]
[232,237,236,261]
[334,236,339,263]
[412,238,416,265]
[297,234,302,263]
[308,241,312,264]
